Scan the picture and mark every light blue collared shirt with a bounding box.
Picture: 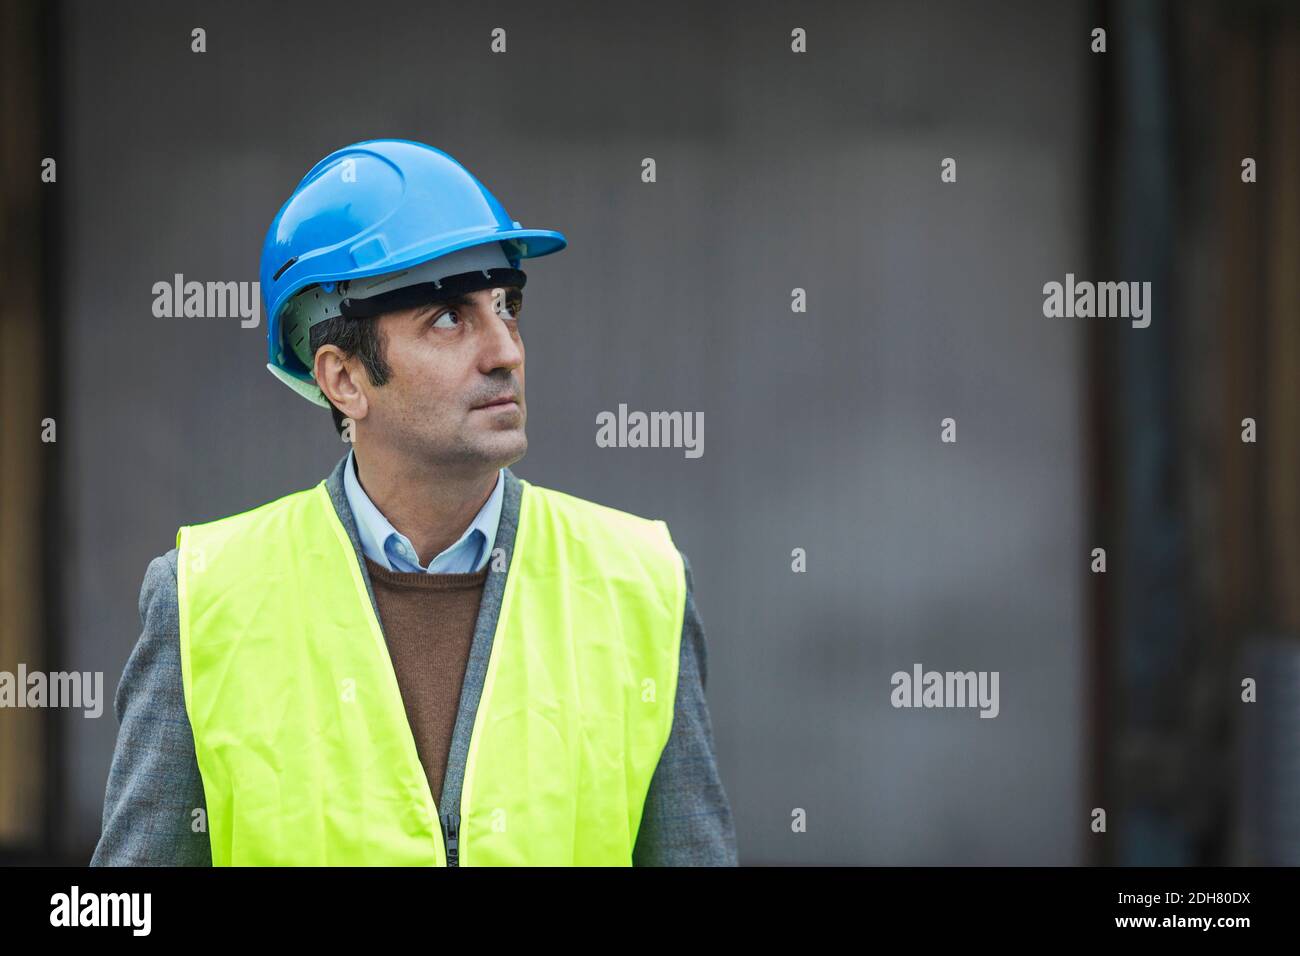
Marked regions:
[343,448,504,574]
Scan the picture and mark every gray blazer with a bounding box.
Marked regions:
[90,456,738,866]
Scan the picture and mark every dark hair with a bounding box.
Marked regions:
[308,316,392,435]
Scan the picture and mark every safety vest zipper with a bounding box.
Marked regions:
[441,812,460,867]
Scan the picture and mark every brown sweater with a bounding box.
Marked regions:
[363,555,488,807]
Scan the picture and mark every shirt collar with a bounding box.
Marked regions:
[343,448,504,574]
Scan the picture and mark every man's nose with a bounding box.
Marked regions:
[477,302,523,372]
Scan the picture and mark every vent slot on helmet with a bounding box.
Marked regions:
[272,256,299,281]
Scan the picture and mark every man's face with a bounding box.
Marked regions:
[360,285,527,475]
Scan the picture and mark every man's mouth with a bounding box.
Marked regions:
[473,395,520,410]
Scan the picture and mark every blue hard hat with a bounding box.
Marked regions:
[259,139,567,405]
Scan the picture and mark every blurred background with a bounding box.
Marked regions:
[1,0,1296,865]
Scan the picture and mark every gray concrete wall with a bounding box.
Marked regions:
[61,0,1087,862]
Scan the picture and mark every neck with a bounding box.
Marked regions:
[352,444,498,568]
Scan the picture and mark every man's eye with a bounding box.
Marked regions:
[497,291,523,318]
[431,309,461,329]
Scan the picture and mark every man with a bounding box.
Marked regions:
[91,139,737,866]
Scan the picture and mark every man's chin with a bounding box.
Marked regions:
[471,428,527,470]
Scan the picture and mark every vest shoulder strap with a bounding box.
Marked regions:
[517,479,686,609]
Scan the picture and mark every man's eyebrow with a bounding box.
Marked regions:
[413,285,523,317]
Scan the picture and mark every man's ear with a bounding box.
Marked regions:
[314,345,369,423]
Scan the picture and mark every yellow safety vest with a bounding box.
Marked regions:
[175,478,685,865]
